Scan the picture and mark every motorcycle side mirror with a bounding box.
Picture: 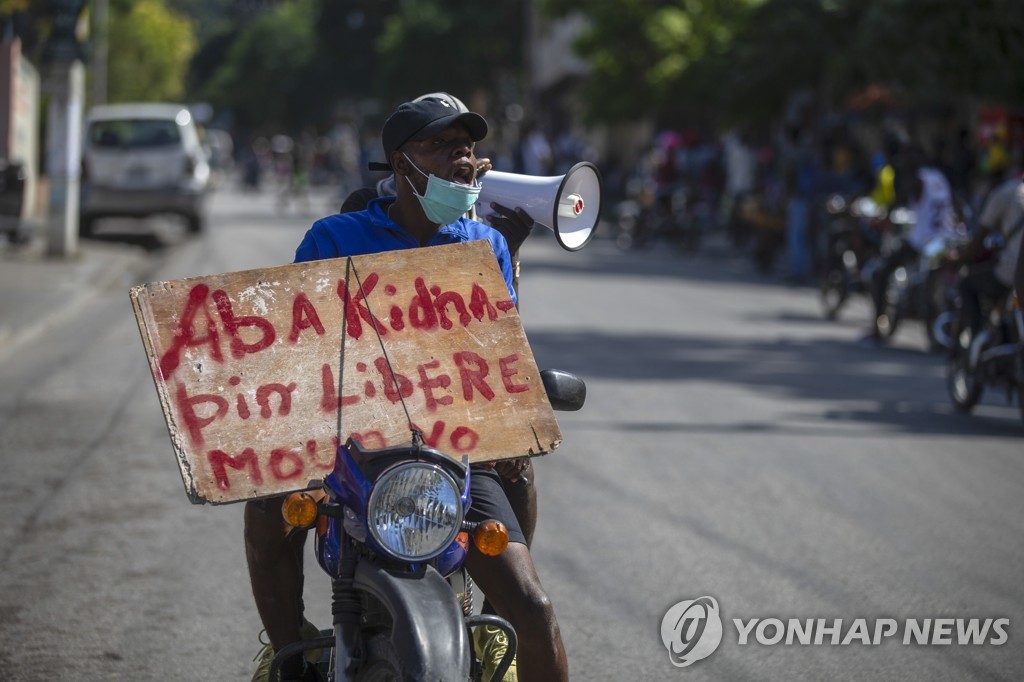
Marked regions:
[540,369,586,412]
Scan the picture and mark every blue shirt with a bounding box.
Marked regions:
[294,197,517,303]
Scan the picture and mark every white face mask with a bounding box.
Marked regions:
[402,153,481,225]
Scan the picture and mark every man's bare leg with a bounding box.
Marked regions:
[244,498,305,653]
[466,542,568,682]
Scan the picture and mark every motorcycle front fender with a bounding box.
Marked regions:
[352,560,471,680]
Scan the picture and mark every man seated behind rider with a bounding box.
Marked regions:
[244,96,567,682]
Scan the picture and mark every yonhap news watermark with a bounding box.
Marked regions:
[661,596,1010,668]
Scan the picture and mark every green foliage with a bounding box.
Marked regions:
[200,0,318,131]
[107,0,196,103]
[310,0,399,109]
[541,0,760,124]
[543,0,1024,128]
[702,0,852,126]
[0,0,29,14]
[186,0,527,132]
[848,0,1024,106]
[373,0,525,108]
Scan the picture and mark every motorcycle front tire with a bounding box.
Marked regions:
[1017,351,1024,423]
[876,273,902,339]
[820,262,849,321]
[947,352,983,413]
[356,634,402,682]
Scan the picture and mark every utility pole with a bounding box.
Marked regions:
[91,0,107,105]
[40,0,87,258]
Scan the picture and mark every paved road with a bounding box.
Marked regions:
[0,185,1021,681]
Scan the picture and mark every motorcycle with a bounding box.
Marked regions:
[817,194,886,320]
[613,182,704,253]
[873,219,964,350]
[945,290,1024,422]
[268,368,586,682]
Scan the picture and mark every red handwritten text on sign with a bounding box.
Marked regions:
[130,242,561,505]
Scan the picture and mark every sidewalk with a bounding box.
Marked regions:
[0,233,151,356]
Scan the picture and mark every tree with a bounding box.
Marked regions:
[373,0,527,109]
[540,0,761,125]
[543,0,1024,128]
[697,0,858,127]
[848,0,1024,108]
[192,0,529,133]
[310,0,398,109]
[200,0,318,131]
[107,0,196,103]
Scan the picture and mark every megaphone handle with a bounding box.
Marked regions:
[486,201,535,255]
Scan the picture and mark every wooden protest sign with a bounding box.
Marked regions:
[130,241,561,505]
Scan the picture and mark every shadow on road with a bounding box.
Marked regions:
[528,328,1023,438]
[529,232,774,287]
[518,232,1024,436]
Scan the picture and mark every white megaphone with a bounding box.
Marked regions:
[475,162,602,251]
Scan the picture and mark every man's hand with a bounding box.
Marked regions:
[493,457,530,484]
[487,202,535,255]
[473,158,534,254]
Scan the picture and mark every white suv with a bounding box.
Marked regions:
[80,103,210,234]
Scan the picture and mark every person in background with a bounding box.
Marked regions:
[952,172,1024,345]
[783,127,820,284]
[1016,215,1024,298]
[520,121,553,177]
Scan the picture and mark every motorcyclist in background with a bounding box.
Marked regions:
[1015,215,1024,294]
[951,170,1024,344]
[1017,212,1024,298]
[866,152,958,340]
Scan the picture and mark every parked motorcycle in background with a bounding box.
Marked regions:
[613,182,706,252]
[269,369,586,682]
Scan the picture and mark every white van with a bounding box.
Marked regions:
[80,103,210,234]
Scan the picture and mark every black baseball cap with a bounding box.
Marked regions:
[376,97,488,169]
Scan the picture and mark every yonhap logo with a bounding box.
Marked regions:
[661,596,724,667]
[659,595,1010,671]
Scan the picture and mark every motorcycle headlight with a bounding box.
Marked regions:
[367,463,463,561]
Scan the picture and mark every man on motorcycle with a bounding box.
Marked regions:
[866,158,958,339]
[340,91,539,681]
[245,97,568,682]
[1017,216,1024,298]
[953,173,1024,340]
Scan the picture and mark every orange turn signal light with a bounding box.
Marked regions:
[282,492,319,529]
[473,520,509,556]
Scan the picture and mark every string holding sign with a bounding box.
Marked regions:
[341,255,425,451]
